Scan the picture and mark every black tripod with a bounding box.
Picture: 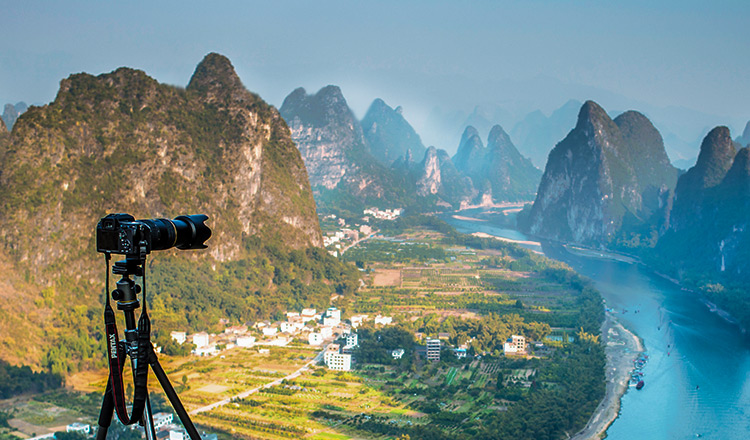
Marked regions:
[96,255,201,440]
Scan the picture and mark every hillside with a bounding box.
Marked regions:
[0,54,358,373]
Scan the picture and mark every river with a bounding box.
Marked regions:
[444,212,750,440]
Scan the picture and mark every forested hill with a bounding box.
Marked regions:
[0,53,359,374]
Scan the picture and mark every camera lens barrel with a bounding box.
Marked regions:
[140,215,211,251]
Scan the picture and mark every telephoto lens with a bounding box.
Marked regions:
[140,215,211,251]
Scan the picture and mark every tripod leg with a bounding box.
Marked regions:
[148,349,202,440]
[96,378,115,440]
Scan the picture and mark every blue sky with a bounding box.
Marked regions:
[1,0,748,152]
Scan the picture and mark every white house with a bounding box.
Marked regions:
[280,322,297,334]
[320,326,333,339]
[192,332,209,347]
[224,325,247,335]
[324,344,338,363]
[193,344,217,356]
[309,332,323,346]
[301,308,317,322]
[350,314,369,328]
[170,331,186,344]
[169,429,187,440]
[323,316,340,327]
[391,348,405,359]
[324,345,351,371]
[262,327,279,337]
[324,307,341,326]
[66,422,90,434]
[426,338,441,362]
[374,315,393,325]
[236,336,256,347]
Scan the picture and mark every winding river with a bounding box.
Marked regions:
[444,212,750,439]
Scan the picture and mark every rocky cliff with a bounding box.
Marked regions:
[0,53,336,368]
[280,86,408,208]
[414,146,475,206]
[361,98,426,166]
[668,126,736,232]
[657,128,749,278]
[522,101,677,245]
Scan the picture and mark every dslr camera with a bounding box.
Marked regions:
[96,213,211,258]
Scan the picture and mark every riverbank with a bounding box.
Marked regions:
[470,231,543,249]
[571,312,644,440]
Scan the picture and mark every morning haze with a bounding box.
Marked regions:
[1,0,748,158]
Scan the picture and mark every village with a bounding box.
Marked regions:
[320,207,402,257]
[167,305,536,373]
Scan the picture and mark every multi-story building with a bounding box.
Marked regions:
[327,353,352,371]
[324,344,341,365]
[153,412,174,430]
[426,338,441,362]
[345,333,358,348]
[503,335,526,355]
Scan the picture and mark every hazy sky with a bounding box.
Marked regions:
[2,0,748,151]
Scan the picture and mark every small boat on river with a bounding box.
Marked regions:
[636,380,645,390]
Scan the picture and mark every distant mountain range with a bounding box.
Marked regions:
[361,98,427,165]
[1,102,28,131]
[736,121,750,148]
[280,87,541,213]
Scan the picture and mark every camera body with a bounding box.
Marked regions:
[97,213,211,258]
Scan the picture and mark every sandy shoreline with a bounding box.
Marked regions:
[471,231,542,248]
[570,312,644,440]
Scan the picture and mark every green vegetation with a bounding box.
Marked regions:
[148,237,359,332]
[0,360,62,398]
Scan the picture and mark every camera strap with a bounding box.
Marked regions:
[103,255,150,426]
